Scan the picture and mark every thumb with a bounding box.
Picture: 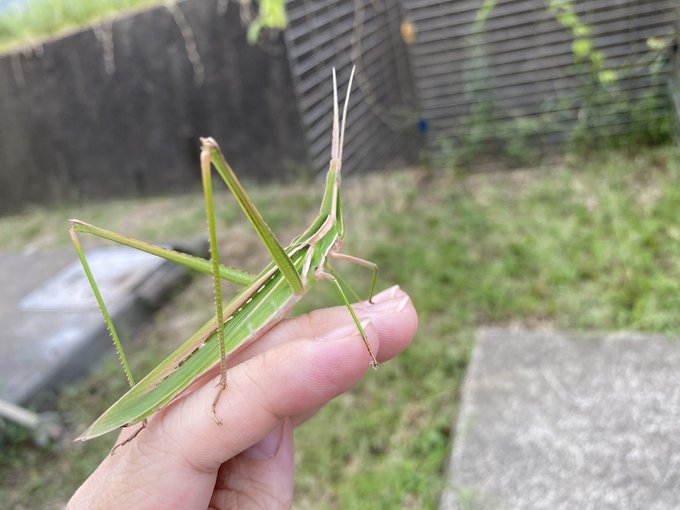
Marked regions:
[209,418,295,509]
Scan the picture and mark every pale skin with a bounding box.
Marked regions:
[67,286,417,509]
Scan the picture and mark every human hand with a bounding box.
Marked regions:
[67,286,417,509]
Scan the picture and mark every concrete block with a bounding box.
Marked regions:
[442,328,680,510]
[0,245,196,407]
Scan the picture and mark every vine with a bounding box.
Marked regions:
[218,0,287,44]
[245,0,287,44]
[443,0,675,167]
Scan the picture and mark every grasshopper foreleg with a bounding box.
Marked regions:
[329,252,378,303]
[315,270,379,368]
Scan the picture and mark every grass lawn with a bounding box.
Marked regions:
[0,145,679,508]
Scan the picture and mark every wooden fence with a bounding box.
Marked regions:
[0,0,308,214]
[400,0,677,154]
[0,0,677,213]
[283,0,419,176]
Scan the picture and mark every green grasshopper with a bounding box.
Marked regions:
[69,68,380,444]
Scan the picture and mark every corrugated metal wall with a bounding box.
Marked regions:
[283,0,418,175]
[400,0,677,152]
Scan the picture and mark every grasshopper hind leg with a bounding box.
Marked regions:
[200,141,230,426]
[211,384,226,425]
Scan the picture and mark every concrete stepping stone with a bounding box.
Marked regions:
[441,328,680,510]
[0,245,199,409]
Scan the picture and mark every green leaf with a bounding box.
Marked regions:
[557,12,578,28]
[259,0,287,29]
[573,25,590,37]
[590,50,604,67]
[247,20,261,45]
[474,0,496,24]
[572,38,592,59]
[646,36,667,51]
[597,70,617,84]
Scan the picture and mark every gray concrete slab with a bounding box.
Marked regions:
[441,328,680,510]
[0,245,198,407]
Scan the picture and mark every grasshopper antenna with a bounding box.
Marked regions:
[331,68,340,162]
[338,66,355,164]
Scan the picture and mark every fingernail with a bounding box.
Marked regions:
[364,294,410,313]
[372,285,401,303]
[319,323,362,342]
[395,296,410,312]
[243,419,285,460]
